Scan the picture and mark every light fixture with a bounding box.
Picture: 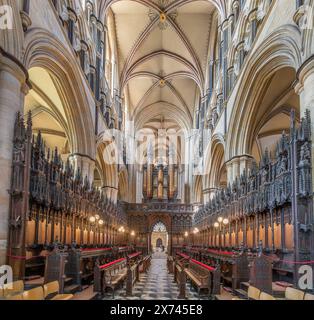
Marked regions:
[193,227,199,234]
[98,219,104,226]
[95,214,100,220]
[184,231,189,237]
[218,217,223,223]
[89,216,96,223]
[223,218,229,225]
[214,222,219,228]
[131,231,135,236]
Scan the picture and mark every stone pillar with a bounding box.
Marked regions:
[295,56,314,186]
[0,50,28,266]
[239,155,253,175]
[226,155,253,184]
[69,154,95,183]
[232,157,240,182]
[226,160,233,184]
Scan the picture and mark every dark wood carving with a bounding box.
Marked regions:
[8,112,128,280]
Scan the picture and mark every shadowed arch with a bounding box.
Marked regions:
[23,29,96,158]
[226,26,302,159]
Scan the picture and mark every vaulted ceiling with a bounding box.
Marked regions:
[106,0,218,131]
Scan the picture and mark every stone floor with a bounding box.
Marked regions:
[101,251,207,300]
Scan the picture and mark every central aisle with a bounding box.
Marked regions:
[104,251,201,300]
[139,251,181,300]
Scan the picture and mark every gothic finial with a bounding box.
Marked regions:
[27,111,32,137]
[53,147,59,165]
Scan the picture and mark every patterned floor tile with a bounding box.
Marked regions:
[101,252,209,301]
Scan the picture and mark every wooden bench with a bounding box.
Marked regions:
[174,259,188,299]
[233,285,311,301]
[25,254,46,280]
[1,280,24,298]
[126,252,143,296]
[22,286,45,300]
[43,281,73,300]
[167,256,174,274]
[94,258,127,298]
[232,285,261,300]
[65,246,113,291]
[3,281,73,300]
[174,253,190,284]
[201,248,249,291]
[141,255,151,273]
[185,259,221,298]
[304,293,314,300]
[260,292,276,300]
[283,287,305,300]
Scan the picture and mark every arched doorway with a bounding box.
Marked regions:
[156,238,163,248]
[151,222,168,253]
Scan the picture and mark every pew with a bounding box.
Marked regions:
[232,285,261,300]
[114,246,133,259]
[135,245,148,256]
[174,252,190,284]
[1,280,24,298]
[260,292,276,300]
[185,259,221,299]
[167,256,174,274]
[6,293,23,300]
[1,281,73,300]
[94,258,128,298]
[284,287,305,300]
[201,248,250,291]
[175,260,187,299]
[23,286,45,300]
[126,252,142,296]
[304,293,314,300]
[65,246,113,291]
[249,252,273,294]
[25,254,46,280]
[44,246,68,293]
[141,255,151,273]
[43,281,73,300]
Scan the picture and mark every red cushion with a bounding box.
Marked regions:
[190,259,215,271]
[81,247,112,252]
[177,252,190,259]
[128,252,142,259]
[100,258,126,269]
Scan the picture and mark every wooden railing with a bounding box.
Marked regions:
[94,258,127,298]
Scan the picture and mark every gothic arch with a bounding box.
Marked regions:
[118,168,129,202]
[23,28,96,158]
[205,134,226,191]
[226,25,302,160]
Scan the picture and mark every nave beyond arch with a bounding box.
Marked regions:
[1,0,314,302]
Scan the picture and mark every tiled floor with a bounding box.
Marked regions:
[101,251,207,300]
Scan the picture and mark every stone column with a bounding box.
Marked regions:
[232,157,240,182]
[0,50,28,266]
[69,154,95,183]
[295,56,314,186]
[239,155,253,175]
[226,160,233,185]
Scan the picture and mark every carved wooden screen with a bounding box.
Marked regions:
[7,112,127,279]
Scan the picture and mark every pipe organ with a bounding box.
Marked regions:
[142,164,179,202]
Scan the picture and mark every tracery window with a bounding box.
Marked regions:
[152,222,167,233]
